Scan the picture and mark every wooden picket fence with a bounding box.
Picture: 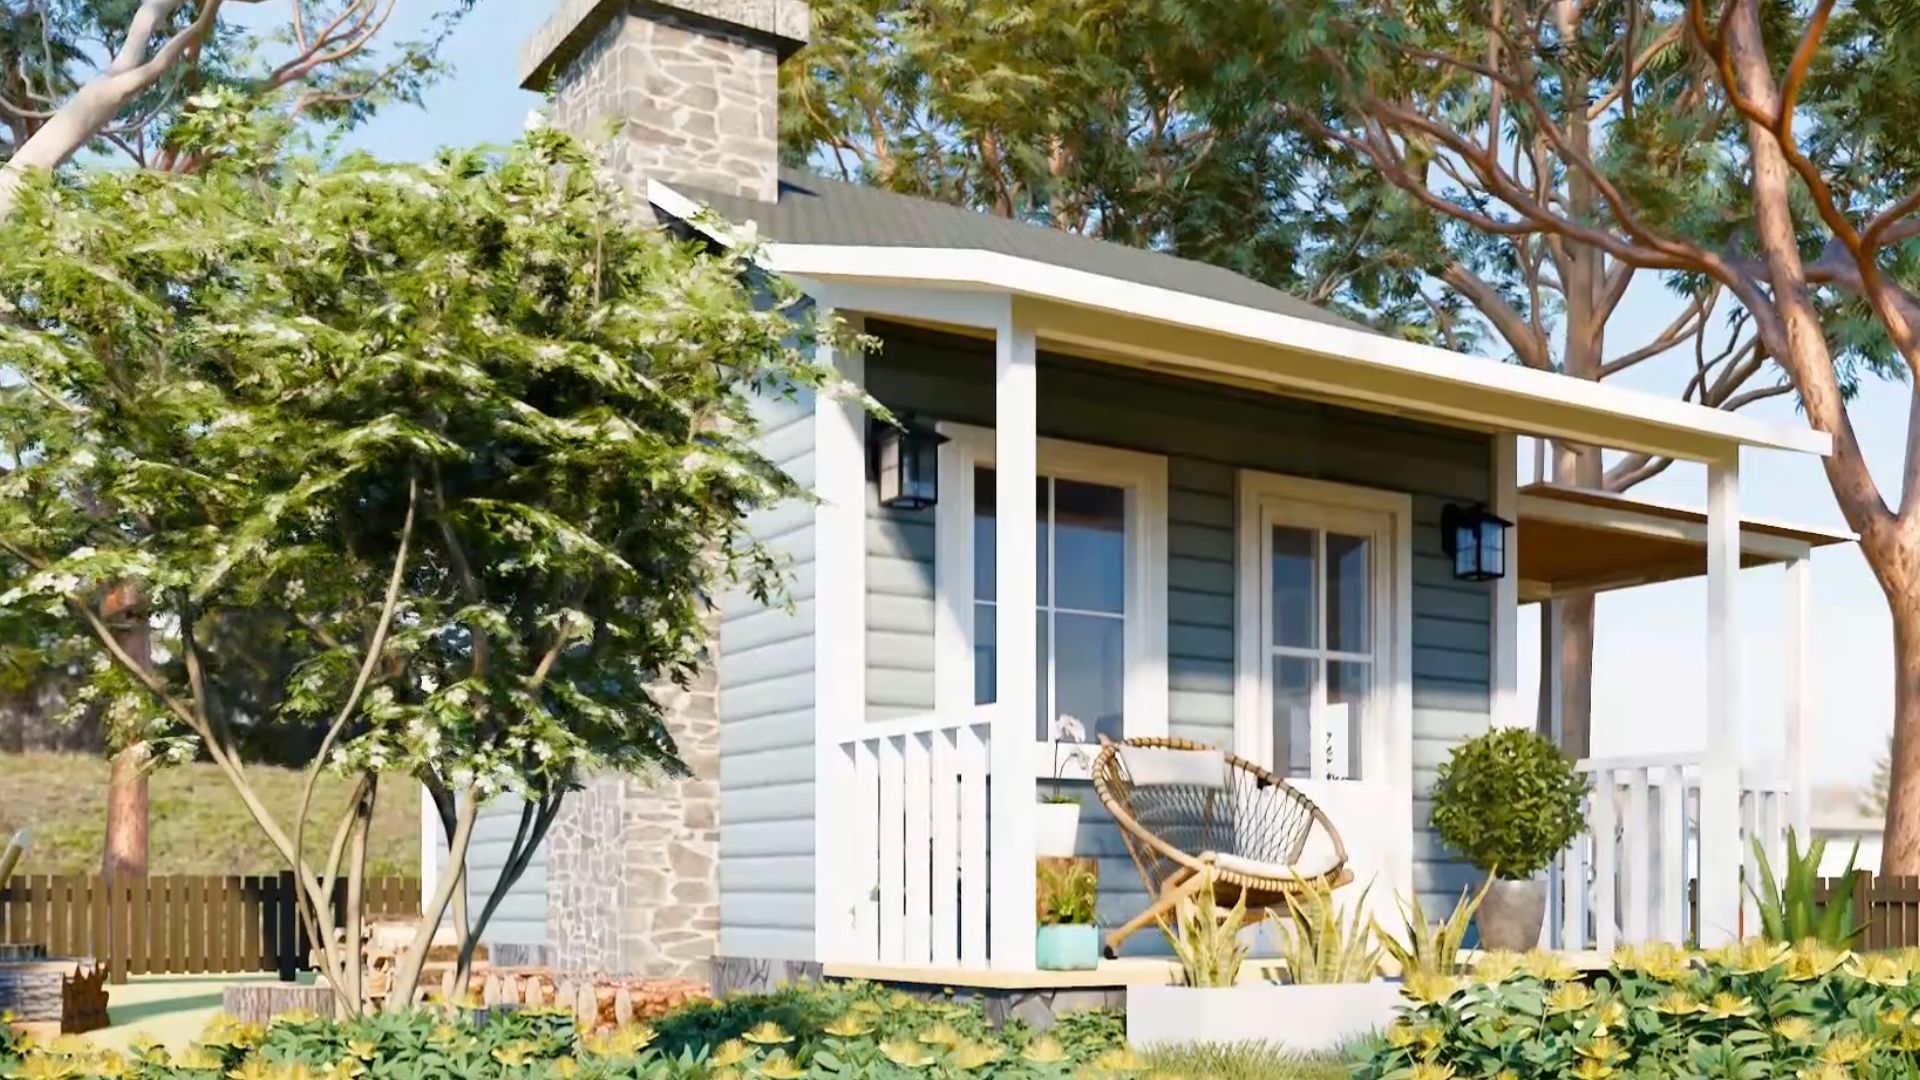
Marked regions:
[1819,873,1920,950]
[0,874,420,984]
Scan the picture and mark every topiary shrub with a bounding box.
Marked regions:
[1429,727,1587,879]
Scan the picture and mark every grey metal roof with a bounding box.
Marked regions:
[666,169,1371,333]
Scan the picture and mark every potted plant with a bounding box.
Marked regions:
[1035,860,1100,970]
[1429,727,1589,950]
[1036,714,1088,857]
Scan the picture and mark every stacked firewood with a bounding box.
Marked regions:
[450,970,708,1030]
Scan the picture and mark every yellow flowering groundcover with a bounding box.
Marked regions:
[1356,942,1920,1080]
[2,982,1135,1080]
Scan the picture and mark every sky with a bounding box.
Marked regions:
[318,1,1896,796]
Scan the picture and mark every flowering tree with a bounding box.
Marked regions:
[0,126,836,1011]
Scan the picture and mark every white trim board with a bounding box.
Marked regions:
[647,178,1829,464]
[932,422,1170,774]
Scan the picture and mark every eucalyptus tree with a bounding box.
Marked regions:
[0,126,837,1010]
[1275,0,1920,868]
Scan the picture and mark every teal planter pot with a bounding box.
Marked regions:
[1036,924,1100,971]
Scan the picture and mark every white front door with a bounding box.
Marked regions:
[1235,472,1414,907]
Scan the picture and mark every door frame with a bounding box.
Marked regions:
[1232,470,1414,894]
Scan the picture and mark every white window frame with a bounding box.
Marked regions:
[933,422,1169,776]
[1232,471,1413,787]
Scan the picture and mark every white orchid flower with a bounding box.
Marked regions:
[1054,714,1086,743]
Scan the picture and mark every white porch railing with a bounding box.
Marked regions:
[836,710,995,968]
[1551,753,1790,951]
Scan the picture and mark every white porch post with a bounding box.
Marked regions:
[1492,434,1523,729]
[813,308,868,962]
[1786,556,1812,838]
[1699,453,1744,946]
[990,304,1039,969]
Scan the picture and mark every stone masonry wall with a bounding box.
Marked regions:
[549,10,782,205]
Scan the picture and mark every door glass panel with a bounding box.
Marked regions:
[973,601,996,706]
[1052,611,1124,741]
[1326,660,1370,780]
[1272,655,1314,779]
[1326,533,1371,655]
[1053,479,1126,614]
[1271,526,1315,648]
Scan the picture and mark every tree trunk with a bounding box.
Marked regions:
[1881,596,1920,875]
[1549,440,1603,757]
[103,744,150,881]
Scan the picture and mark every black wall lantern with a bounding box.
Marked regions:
[872,416,948,511]
[1441,502,1513,582]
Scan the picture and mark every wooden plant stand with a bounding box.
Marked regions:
[0,958,109,1038]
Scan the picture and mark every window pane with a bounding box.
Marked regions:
[1326,533,1370,655]
[1037,477,1051,606]
[1053,612,1124,743]
[974,467,996,602]
[1272,655,1314,779]
[974,601,996,705]
[1326,661,1370,780]
[1053,479,1125,614]
[1271,526,1315,648]
[1036,610,1051,739]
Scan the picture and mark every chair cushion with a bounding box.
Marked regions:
[1117,745,1227,789]
[1213,841,1343,883]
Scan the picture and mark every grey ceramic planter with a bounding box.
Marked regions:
[1476,877,1547,951]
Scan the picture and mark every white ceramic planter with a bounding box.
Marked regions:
[1126,983,1405,1054]
[1035,800,1081,857]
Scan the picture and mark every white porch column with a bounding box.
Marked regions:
[1786,556,1812,837]
[1492,434,1523,728]
[1699,453,1744,946]
[813,308,867,962]
[989,305,1039,968]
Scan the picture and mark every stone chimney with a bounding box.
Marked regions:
[518,0,807,981]
[520,0,810,204]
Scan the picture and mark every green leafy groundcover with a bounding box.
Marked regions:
[1,982,1137,1080]
[1356,941,1920,1080]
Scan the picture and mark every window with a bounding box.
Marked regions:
[934,425,1167,769]
[972,468,1128,742]
[1236,472,1409,784]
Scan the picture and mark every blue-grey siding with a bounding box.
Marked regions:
[861,322,1493,935]
[432,794,548,948]
[717,388,819,960]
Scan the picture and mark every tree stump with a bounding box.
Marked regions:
[221,983,339,1026]
[0,960,107,1037]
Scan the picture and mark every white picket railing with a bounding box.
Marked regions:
[1552,753,1790,951]
[837,709,995,969]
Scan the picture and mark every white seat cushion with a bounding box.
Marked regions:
[1213,843,1343,883]
[1117,745,1228,789]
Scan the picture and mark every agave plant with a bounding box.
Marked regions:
[1748,827,1861,946]
[1374,875,1492,977]
[1270,875,1384,984]
[1158,868,1249,987]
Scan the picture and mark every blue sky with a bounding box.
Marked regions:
[336,2,1896,793]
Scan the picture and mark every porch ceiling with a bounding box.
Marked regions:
[1517,483,1853,601]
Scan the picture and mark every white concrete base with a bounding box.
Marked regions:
[1126,982,1404,1053]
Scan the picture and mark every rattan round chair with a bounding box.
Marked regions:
[1090,735,1353,957]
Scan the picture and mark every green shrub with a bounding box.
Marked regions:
[1429,728,1588,879]
[1038,861,1099,926]
[1750,827,1862,946]
[1270,876,1383,984]
[1355,940,1920,1080]
[0,982,1135,1080]
[1140,1041,1353,1080]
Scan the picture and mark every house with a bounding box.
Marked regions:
[427,0,1848,993]
[1811,784,1883,876]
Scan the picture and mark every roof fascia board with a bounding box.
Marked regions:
[1518,492,1816,562]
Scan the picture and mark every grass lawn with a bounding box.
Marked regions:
[1142,1041,1360,1080]
[86,972,322,1053]
[0,751,418,877]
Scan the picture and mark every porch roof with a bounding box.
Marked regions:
[1517,483,1853,601]
[651,175,1831,465]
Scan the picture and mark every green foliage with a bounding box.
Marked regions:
[0,984,1138,1080]
[1429,729,1588,879]
[1159,870,1249,988]
[1270,876,1383,985]
[1038,861,1099,926]
[1375,877,1490,978]
[1750,827,1862,947]
[1356,940,1920,1080]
